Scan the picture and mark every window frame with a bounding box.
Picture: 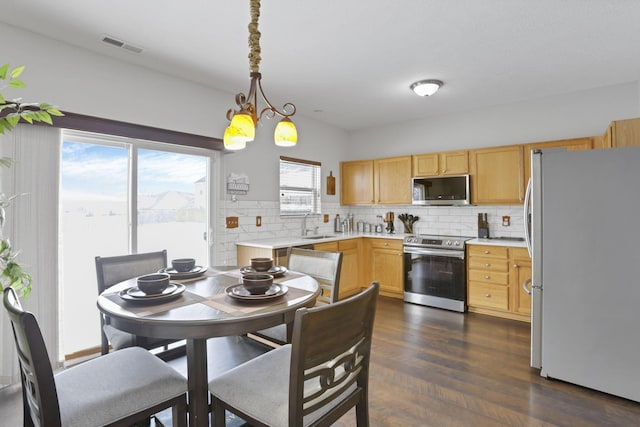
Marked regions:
[279,156,321,217]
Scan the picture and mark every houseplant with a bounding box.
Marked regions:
[0,63,63,296]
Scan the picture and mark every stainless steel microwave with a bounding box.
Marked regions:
[412,175,471,206]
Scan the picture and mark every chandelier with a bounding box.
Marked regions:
[223,0,297,150]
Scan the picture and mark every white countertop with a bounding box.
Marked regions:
[236,232,408,249]
[466,238,527,248]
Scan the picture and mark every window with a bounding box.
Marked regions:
[279,156,321,216]
[59,129,213,355]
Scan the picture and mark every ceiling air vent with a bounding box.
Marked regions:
[101,34,143,54]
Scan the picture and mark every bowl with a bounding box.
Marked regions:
[242,273,274,295]
[172,258,196,272]
[250,257,273,272]
[137,273,171,295]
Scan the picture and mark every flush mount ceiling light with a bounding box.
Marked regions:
[410,79,443,97]
[224,0,297,150]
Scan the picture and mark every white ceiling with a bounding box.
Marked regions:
[3,0,640,131]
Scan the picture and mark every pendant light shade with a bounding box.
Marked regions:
[274,118,298,147]
[410,79,443,97]
[228,111,255,141]
[223,125,248,150]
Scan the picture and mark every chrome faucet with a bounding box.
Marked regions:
[301,213,311,236]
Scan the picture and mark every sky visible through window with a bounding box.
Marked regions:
[61,141,207,201]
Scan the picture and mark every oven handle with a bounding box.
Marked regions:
[403,246,465,259]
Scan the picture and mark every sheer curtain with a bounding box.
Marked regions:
[0,125,61,385]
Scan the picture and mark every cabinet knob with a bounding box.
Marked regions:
[384,242,389,246]
[485,275,490,280]
[485,293,491,298]
[513,264,518,269]
[484,250,490,254]
[485,263,491,267]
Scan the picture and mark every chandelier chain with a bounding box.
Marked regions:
[248,0,261,73]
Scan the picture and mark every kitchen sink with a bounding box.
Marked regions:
[302,234,336,240]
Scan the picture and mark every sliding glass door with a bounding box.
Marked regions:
[59,131,211,357]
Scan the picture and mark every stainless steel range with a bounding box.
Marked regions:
[403,234,472,312]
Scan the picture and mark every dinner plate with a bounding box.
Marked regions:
[119,283,185,303]
[239,265,288,278]
[159,265,207,279]
[225,283,288,301]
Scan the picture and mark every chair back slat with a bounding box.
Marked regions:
[3,288,62,427]
[289,282,379,425]
[95,249,168,292]
[287,248,342,304]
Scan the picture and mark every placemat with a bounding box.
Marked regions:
[202,285,313,316]
[103,290,206,317]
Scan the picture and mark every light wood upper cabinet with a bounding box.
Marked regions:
[412,150,468,177]
[522,136,593,185]
[610,118,640,148]
[340,160,374,205]
[470,145,524,205]
[341,156,411,205]
[374,156,412,204]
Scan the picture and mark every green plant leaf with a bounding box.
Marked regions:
[6,113,20,127]
[0,157,13,167]
[39,111,53,125]
[0,64,9,80]
[0,93,5,103]
[47,108,64,117]
[8,79,26,89]
[20,112,34,124]
[10,66,25,79]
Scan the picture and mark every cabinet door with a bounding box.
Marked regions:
[470,145,524,205]
[338,239,361,299]
[367,239,403,298]
[374,156,412,204]
[523,137,593,185]
[440,150,468,175]
[510,248,531,316]
[412,153,439,177]
[612,118,640,147]
[340,160,374,205]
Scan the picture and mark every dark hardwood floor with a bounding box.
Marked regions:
[2,296,640,426]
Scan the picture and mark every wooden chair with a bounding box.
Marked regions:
[3,287,188,427]
[95,250,185,359]
[210,282,379,427]
[251,247,343,346]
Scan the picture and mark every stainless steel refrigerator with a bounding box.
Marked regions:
[524,146,640,402]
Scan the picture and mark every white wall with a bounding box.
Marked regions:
[345,81,640,160]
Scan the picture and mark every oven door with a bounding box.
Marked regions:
[403,246,466,312]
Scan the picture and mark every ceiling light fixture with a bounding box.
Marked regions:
[410,79,443,97]
[224,0,297,150]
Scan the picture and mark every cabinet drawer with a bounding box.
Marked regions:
[468,245,508,259]
[468,282,509,311]
[468,269,508,285]
[467,257,508,272]
[368,238,402,250]
[338,239,359,251]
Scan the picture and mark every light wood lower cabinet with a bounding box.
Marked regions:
[314,239,362,299]
[365,238,404,298]
[467,244,531,322]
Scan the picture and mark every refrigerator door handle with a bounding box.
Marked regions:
[522,277,532,295]
[523,177,533,257]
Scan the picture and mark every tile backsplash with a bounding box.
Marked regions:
[216,200,525,265]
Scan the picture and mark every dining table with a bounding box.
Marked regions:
[97,265,320,427]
